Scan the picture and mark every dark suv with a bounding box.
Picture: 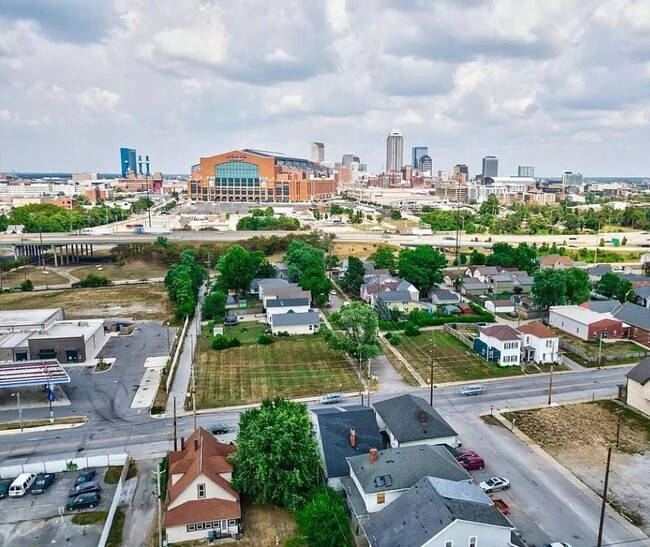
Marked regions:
[31,473,55,494]
[66,492,101,511]
[74,470,96,487]
[0,479,12,499]
[68,481,101,497]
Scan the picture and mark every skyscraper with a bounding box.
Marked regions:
[482,156,498,178]
[311,142,325,164]
[518,165,535,178]
[120,147,137,177]
[411,146,428,170]
[341,154,358,169]
[562,171,584,187]
[418,154,432,174]
[386,129,404,172]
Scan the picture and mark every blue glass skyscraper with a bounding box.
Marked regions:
[120,148,137,177]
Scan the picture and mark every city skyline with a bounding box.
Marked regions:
[1,0,649,177]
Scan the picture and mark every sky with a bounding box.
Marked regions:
[1,0,649,177]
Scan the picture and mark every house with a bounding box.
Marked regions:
[517,321,560,364]
[164,428,241,544]
[466,266,501,283]
[269,311,320,336]
[429,289,461,310]
[581,300,622,314]
[539,254,573,269]
[343,445,471,521]
[626,359,650,417]
[265,297,311,322]
[473,325,521,366]
[616,273,650,289]
[634,287,650,309]
[376,290,423,314]
[549,305,626,341]
[443,304,461,315]
[489,273,515,293]
[461,280,490,296]
[360,279,400,303]
[262,287,311,308]
[484,299,515,314]
[510,272,534,294]
[612,302,650,347]
[311,405,384,491]
[363,477,515,547]
[587,264,613,282]
[250,278,292,300]
[441,269,462,286]
[514,294,547,319]
[373,394,459,448]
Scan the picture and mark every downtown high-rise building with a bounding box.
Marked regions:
[120,147,137,177]
[418,154,432,174]
[411,146,428,169]
[386,129,404,172]
[518,165,535,178]
[311,142,325,164]
[482,155,499,178]
[562,171,584,187]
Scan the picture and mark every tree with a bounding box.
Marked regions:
[216,245,262,298]
[295,487,353,547]
[284,241,331,304]
[164,249,207,320]
[398,246,447,294]
[325,255,341,277]
[324,303,381,363]
[342,256,365,296]
[564,267,591,304]
[532,269,568,308]
[615,279,635,303]
[20,279,34,292]
[369,246,396,272]
[202,290,227,321]
[469,250,487,265]
[231,398,320,511]
[595,273,620,298]
[479,194,500,215]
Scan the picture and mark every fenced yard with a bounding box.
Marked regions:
[553,328,649,366]
[194,331,360,408]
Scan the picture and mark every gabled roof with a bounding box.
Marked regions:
[347,445,470,494]
[363,476,512,546]
[613,302,650,331]
[540,254,573,266]
[372,394,457,442]
[164,498,241,527]
[377,290,415,303]
[635,287,650,299]
[517,321,557,339]
[271,311,320,327]
[581,300,622,314]
[430,289,460,303]
[587,265,613,276]
[617,273,650,282]
[550,305,622,326]
[626,358,650,385]
[266,297,310,308]
[396,280,415,291]
[473,266,501,275]
[252,278,291,291]
[312,405,384,479]
[462,281,490,289]
[479,324,520,341]
[490,274,515,282]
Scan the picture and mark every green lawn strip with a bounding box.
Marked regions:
[563,351,641,368]
[71,511,108,526]
[225,321,267,344]
[106,508,126,547]
[0,416,86,431]
[103,466,123,484]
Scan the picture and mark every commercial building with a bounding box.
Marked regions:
[188,149,336,203]
[411,147,428,171]
[518,165,535,178]
[469,177,534,203]
[562,171,584,187]
[548,305,626,340]
[453,164,469,183]
[482,155,499,178]
[418,154,432,174]
[386,129,404,172]
[311,142,325,163]
[120,147,137,177]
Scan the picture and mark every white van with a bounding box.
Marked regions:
[8,473,37,497]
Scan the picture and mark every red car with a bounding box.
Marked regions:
[443,444,479,461]
[459,456,485,470]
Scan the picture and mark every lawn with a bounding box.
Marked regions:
[393,330,527,383]
[70,260,170,282]
[0,284,171,321]
[1,266,69,288]
[553,328,649,366]
[194,331,360,408]
[221,321,267,344]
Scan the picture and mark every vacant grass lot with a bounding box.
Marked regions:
[1,266,69,287]
[70,261,170,282]
[0,284,171,320]
[222,321,267,344]
[552,328,649,366]
[394,330,527,383]
[194,331,359,408]
[331,242,399,259]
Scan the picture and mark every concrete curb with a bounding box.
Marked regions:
[0,417,89,436]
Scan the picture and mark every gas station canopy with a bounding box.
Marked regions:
[0,359,70,388]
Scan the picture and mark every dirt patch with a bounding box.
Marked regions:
[238,500,298,546]
[504,402,650,534]
[331,242,399,260]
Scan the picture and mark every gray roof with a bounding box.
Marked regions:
[347,445,470,494]
[627,358,650,385]
[617,273,650,283]
[396,280,414,291]
[462,281,490,289]
[363,476,512,546]
[587,265,613,276]
[271,311,320,327]
[431,290,460,303]
[635,286,650,299]
[583,300,622,314]
[266,297,310,308]
[372,394,457,443]
[473,266,501,275]
[490,274,514,282]
[613,302,650,330]
[251,278,290,291]
[377,290,415,303]
[312,406,384,479]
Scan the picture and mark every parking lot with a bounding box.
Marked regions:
[0,467,118,547]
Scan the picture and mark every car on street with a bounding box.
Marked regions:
[479,477,510,493]
[458,385,486,396]
[31,473,55,494]
[68,481,102,497]
[0,479,12,499]
[459,456,485,471]
[320,393,343,404]
[210,423,230,435]
[65,492,101,511]
[74,469,96,487]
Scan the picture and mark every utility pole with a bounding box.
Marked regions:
[547,361,554,406]
[367,358,371,407]
[597,336,603,370]
[429,332,435,407]
[173,396,178,451]
[152,463,165,547]
[596,446,612,547]
[615,408,623,448]
[191,357,197,432]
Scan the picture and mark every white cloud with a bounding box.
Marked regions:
[78,87,121,113]
[264,48,297,63]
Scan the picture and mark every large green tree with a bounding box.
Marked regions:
[216,245,264,298]
[284,241,331,304]
[342,256,365,296]
[479,194,500,215]
[202,290,227,321]
[564,268,591,305]
[532,267,591,308]
[230,398,320,511]
[295,487,353,547]
[615,279,636,303]
[164,249,207,320]
[595,273,620,298]
[368,246,397,272]
[324,303,381,363]
[398,246,447,294]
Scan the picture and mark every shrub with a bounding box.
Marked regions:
[211,335,241,350]
[20,279,34,291]
[386,332,403,346]
[404,322,421,336]
[277,331,291,337]
[72,274,110,288]
[258,334,274,345]
[151,405,165,415]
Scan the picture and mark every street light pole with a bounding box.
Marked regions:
[12,392,23,432]
[615,408,623,448]
[547,361,554,406]
[596,446,612,547]
[429,332,435,407]
[597,336,603,370]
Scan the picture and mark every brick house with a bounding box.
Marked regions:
[548,305,626,341]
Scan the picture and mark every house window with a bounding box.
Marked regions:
[213,521,220,528]
[377,492,386,504]
[187,524,196,532]
[197,523,204,530]
[197,483,206,499]
[228,519,237,525]
[469,536,477,547]
[445,542,453,547]
[205,522,213,529]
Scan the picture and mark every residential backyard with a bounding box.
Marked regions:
[552,328,650,367]
[194,330,360,408]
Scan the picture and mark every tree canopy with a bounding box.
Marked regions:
[7,203,127,233]
[486,242,538,274]
[284,241,331,304]
[342,256,365,296]
[595,273,635,302]
[216,245,266,298]
[230,397,320,511]
[368,246,397,272]
[202,290,227,321]
[295,487,353,547]
[479,194,500,215]
[324,302,381,362]
[164,249,207,320]
[532,267,591,308]
[398,246,447,294]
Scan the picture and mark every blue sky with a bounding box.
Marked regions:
[1,0,649,176]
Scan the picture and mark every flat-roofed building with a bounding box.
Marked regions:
[0,309,64,333]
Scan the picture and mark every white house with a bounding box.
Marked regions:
[517,321,560,364]
[265,297,311,323]
[164,428,241,544]
[484,299,515,314]
[269,311,320,336]
[626,359,650,417]
[473,325,521,366]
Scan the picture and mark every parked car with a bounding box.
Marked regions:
[479,477,510,493]
[8,473,37,497]
[459,385,486,396]
[0,479,12,499]
[210,423,230,435]
[74,470,96,487]
[442,444,479,461]
[31,473,55,494]
[493,498,510,515]
[68,481,101,497]
[542,544,572,547]
[320,393,343,405]
[65,492,101,511]
[506,311,518,319]
[459,456,485,471]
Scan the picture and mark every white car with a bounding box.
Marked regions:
[320,393,343,405]
[479,477,510,493]
[330,289,337,295]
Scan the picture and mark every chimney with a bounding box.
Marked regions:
[349,427,356,448]
[369,447,378,464]
[419,407,426,424]
[180,437,185,450]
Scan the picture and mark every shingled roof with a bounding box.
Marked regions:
[627,358,650,386]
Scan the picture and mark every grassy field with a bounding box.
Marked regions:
[1,266,69,287]
[194,331,360,408]
[70,261,170,281]
[222,321,267,343]
[393,330,527,383]
[331,242,399,259]
[0,284,171,321]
